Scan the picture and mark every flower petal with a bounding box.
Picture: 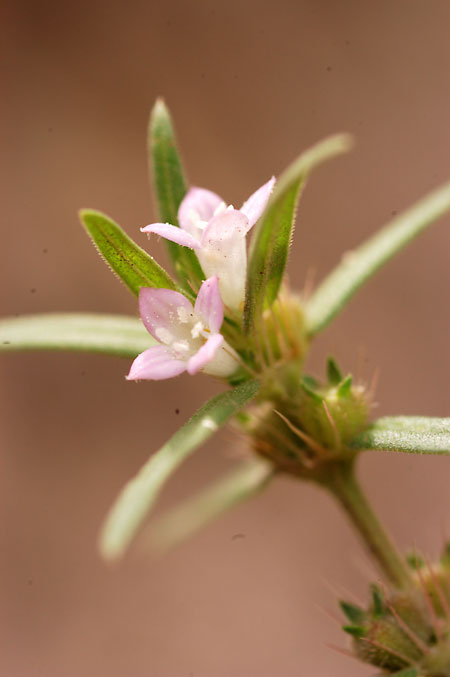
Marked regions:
[141,223,200,249]
[240,176,276,230]
[178,187,223,236]
[126,345,187,380]
[194,276,224,333]
[139,288,194,343]
[201,208,249,245]
[199,210,249,310]
[186,333,224,375]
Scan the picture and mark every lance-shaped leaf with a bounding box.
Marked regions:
[306,181,450,336]
[149,458,274,551]
[351,416,450,455]
[100,379,260,562]
[0,313,153,358]
[149,99,204,291]
[80,209,176,296]
[245,133,353,333]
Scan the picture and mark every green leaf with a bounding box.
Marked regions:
[149,99,204,291]
[245,133,353,333]
[99,379,260,562]
[300,377,323,402]
[80,209,176,296]
[392,669,419,677]
[371,583,385,617]
[337,375,352,397]
[149,458,273,551]
[327,356,343,385]
[0,313,153,358]
[351,416,450,455]
[306,181,450,336]
[342,625,366,638]
[340,601,366,625]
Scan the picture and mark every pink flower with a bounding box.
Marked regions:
[127,277,238,381]
[141,177,275,311]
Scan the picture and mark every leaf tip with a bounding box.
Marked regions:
[150,97,172,133]
[98,525,125,565]
[79,207,104,229]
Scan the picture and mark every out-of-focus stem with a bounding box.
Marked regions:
[323,460,413,589]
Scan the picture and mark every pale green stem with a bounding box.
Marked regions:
[323,461,413,589]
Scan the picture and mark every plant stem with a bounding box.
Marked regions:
[322,460,413,589]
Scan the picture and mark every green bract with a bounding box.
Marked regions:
[149,99,204,292]
[245,133,352,334]
[80,209,177,296]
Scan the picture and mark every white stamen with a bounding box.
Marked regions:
[213,201,227,217]
[155,327,173,344]
[172,340,190,354]
[188,208,208,231]
[191,321,204,339]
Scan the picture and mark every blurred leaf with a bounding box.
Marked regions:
[149,458,274,551]
[327,356,343,385]
[392,670,419,677]
[149,99,204,291]
[371,583,384,616]
[0,313,152,358]
[351,416,450,454]
[245,133,353,332]
[99,379,261,562]
[306,181,450,336]
[300,377,323,402]
[340,601,366,624]
[80,209,176,296]
[342,625,366,638]
[337,375,352,397]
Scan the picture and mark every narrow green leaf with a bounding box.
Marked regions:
[342,625,366,638]
[149,458,274,551]
[327,356,343,385]
[99,379,260,562]
[80,209,176,296]
[306,181,450,336]
[340,601,366,625]
[149,99,204,291]
[371,583,385,616]
[0,313,152,358]
[245,134,353,333]
[300,377,323,402]
[351,416,450,455]
[337,375,352,397]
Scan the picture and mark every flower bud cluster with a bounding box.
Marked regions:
[341,546,450,676]
[243,356,371,479]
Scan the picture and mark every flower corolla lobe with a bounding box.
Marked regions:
[127,276,238,381]
[141,177,275,311]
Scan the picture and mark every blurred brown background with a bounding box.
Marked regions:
[1,1,449,675]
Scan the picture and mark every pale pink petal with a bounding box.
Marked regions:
[139,288,194,343]
[186,333,224,375]
[201,209,249,245]
[126,345,186,381]
[141,223,200,249]
[240,176,276,230]
[199,210,250,310]
[178,187,223,236]
[194,276,224,333]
